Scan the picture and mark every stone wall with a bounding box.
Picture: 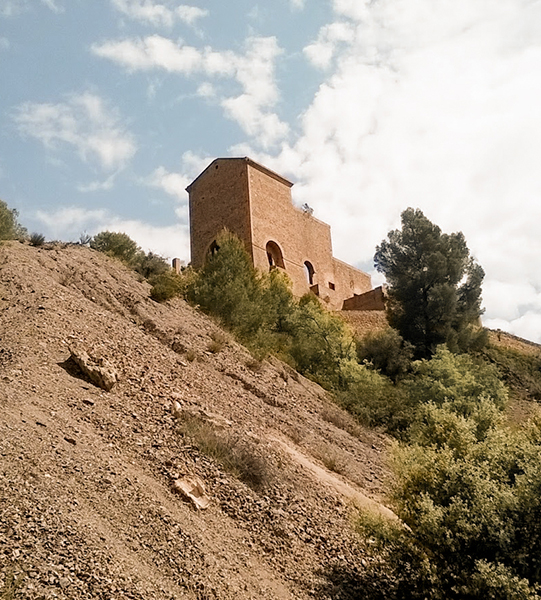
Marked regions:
[188,159,252,269]
[342,286,386,311]
[187,157,374,310]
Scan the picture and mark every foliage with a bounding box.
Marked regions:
[387,405,541,598]
[406,346,508,414]
[28,232,45,247]
[337,359,407,430]
[90,230,171,285]
[149,270,185,302]
[356,327,414,382]
[185,231,294,355]
[134,251,169,279]
[374,208,485,358]
[90,231,141,265]
[287,294,356,389]
[0,199,27,242]
[482,343,541,401]
[183,231,366,389]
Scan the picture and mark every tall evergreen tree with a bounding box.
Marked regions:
[374,208,485,358]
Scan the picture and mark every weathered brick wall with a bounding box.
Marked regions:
[339,310,389,338]
[247,162,339,300]
[188,159,252,268]
[342,286,385,311]
[332,258,372,306]
[187,157,374,310]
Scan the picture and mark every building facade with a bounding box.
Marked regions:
[187,157,373,310]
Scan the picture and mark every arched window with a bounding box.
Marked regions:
[207,240,219,258]
[266,241,285,269]
[304,261,315,285]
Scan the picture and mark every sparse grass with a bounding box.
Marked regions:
[180,413,272,490]
[286,426,303,445]
[185,349,197,362]
[320,406,362,438]
[207,331,227,354]
[1,570,24,600]
[245,357,263,372]
[59,270,76,287]
[316,444,346,474]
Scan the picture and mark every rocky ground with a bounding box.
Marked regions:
[0,241,393,600]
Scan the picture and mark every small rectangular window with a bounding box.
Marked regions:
[328,282,335,290]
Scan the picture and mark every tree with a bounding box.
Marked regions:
[374,208,485,358]
[0,199,27,241]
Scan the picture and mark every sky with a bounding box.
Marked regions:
[1,0,541,342]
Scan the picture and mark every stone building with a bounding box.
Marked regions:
[187,157,376,310]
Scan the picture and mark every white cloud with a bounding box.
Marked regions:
[234,0,541,342]
[0,0,62,15]
[111,0,208,28]
[40,0,62,13]
[35,205,189,259]
[92,35,234,74]
[14,92,137,171]
[303,21,355,69]
[92,35,288,148]
[148,165,190,201]
[35,207,109,238]
[77,174,117,193]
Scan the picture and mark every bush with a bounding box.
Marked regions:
[0,199,27,241]
[149,270,185,302]
[90,231,141,265]
[337,359,409,431]
[387,404,541,598]
[29,232,45,247]
[134,251,169,279]
[287,295,357,389]
[406,346,508,414]
[356,327,414,382]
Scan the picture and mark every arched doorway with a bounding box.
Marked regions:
[266,241,285,269]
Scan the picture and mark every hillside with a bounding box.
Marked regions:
[0,241,393,600]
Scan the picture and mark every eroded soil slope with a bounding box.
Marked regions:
[0,241,391,600]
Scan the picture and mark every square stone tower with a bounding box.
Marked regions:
[187,157,372,310]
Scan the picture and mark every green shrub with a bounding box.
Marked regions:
[134,251,169,279]
[483,343,541,401]
[90,230,141,265]
[287,295,357,389]
[149,270,185,302]
[356,327,414,382]
[337,359,410,431]
[0,199,27,242]
[387,405,541,598]
[406,346,508,413]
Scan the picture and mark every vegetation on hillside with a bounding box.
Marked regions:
[0,199,27,242]
[15,203,540,598]
[158,227,541,599]
[89,230,170,281]
[374,208,487,358]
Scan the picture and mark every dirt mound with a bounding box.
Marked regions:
[0,241,391,600]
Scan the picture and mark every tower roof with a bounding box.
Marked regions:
[185,157,294,193]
